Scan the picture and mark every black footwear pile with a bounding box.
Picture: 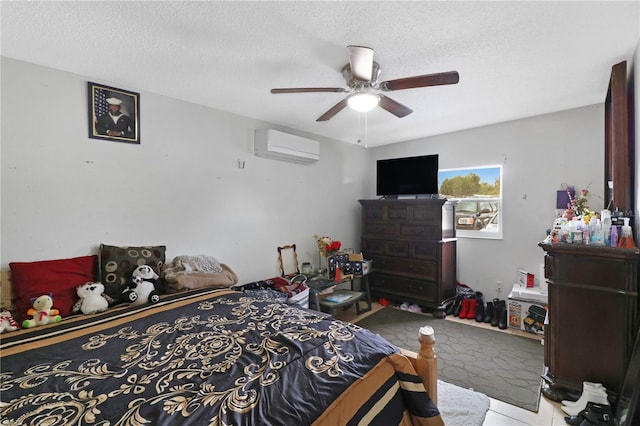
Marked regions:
[564,402,614,426]
[441,293,508,329]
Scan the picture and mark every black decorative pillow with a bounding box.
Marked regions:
[98,244,166,301]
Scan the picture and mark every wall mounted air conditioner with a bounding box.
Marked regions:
[254,129,320,164]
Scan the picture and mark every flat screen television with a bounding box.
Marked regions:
[376,154,439,197]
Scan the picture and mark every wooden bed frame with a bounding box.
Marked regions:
[401,325,438,405]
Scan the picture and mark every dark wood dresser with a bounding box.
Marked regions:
[359,198,457,309]
[539,243,639,396]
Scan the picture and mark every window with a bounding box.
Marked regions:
[439,165,502,239]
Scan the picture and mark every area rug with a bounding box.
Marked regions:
[356,307,544,412]
[438,380,490,426]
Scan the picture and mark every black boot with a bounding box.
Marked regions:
[475,292,485,322]
[453,297,464,317]
[483,301,494,323]
[498,300,508,329]
[491,299,504,327]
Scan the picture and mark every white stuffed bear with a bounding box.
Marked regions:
[73,282,111,315]
[125,265,161,307]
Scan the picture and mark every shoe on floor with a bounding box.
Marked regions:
[408,304,422,313]
[562,393,610,416]
[562,382,607,407]
[379,297,393,307]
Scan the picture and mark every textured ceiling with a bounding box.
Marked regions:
[2,1,639,147]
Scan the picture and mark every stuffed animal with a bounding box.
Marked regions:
[123,265,161,307]
[22,294,62,328]
[73,282,112,315]
[0,308,19,333]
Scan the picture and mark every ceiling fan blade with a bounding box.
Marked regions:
[316,98,349,121]
[347,45,374,81]
[271,87,347,94]
[379,71,459,91]
[378,95,413,118]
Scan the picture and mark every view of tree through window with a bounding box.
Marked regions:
[439,166,502,237]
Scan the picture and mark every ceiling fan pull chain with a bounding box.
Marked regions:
[364,112,368,149]
[357,112,368,149]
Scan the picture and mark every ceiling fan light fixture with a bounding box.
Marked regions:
[347,92,379,112]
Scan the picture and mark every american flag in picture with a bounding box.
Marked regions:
[93,88,108,128]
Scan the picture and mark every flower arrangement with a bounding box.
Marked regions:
[564,186,592,218]
[570,188,591,216]
[313,235,342,257]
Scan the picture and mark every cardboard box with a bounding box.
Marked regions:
[517,269,535,288]
[508,285,548,335]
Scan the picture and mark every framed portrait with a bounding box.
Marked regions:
[88,82,140,144]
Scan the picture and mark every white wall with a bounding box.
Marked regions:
[366,105,604,300]
[0,57,370,284]
[2,55,633,306]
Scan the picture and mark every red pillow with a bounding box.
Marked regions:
[9,255,97,323]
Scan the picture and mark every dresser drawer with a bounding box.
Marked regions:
[362,204,409,223]
[409,241,439,260]
[368,255,437,281]
[399,224,442,240]
[554,255,637,292]
[362,238,439,261]
[408,204,442,226]
[363,222,399,237]
[369,272,439,305]
[362,237,408,257]
[363,204,385,221]
[388,205,409,221]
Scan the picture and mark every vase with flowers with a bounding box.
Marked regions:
[313,235,341,275]
[563,185,593,220]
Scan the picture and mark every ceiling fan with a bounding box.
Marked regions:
[271,45,459,122]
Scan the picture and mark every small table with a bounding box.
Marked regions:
[307,275,372,315]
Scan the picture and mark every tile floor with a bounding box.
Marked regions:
[336,301,566,426]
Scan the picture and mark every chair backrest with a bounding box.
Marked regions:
[277,244,299,277]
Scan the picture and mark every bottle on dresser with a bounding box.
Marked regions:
[610,223,619,247]
[601,210,612,245]
[590,218,603,245]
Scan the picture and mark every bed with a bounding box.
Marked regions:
[0,288,443,425]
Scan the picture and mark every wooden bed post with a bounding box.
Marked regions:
[415,325,437,405]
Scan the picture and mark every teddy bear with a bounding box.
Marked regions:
[122,265,161,307]
[0,308,19,333]
[22,294,62,328]
[73,282,113,315]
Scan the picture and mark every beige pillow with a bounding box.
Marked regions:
[166,264,238,293]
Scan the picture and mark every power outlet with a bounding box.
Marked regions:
[496,280,503,298]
